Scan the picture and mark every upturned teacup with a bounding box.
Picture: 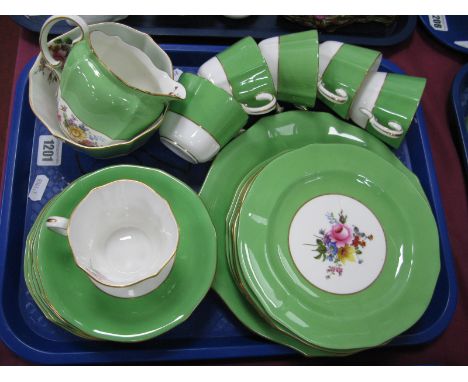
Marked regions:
[46,179,179,298]
[318,41,382,119]
[159,73,248,163]
[40,15,186,147]
[197,37,277,115]
[350,72,426,148]
[259,30,319,108]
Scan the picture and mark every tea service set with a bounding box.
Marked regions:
[24,15,440,353]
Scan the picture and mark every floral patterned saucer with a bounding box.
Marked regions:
[236,143,439,350]
[29,22,170,159]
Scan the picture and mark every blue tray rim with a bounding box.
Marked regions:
[0,46,458,364]
[451,63,468,174]
[10,15,417,47]
[419,15,468,55]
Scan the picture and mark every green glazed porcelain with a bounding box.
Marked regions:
[32,19,176,157]
[25,197,96,339]
[40,15,185,146]
[199,111,428,353]
[169,73,248,146]
[368,73,426,148]
[236,144,440,350]
[30,165,216,342]
[318,43,381,119]
[278,30,319,107]
[217,37,277,110]
[224,161,342,356]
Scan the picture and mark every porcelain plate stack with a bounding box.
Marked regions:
[200,110,440,356]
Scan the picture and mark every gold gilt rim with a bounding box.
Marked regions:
[29,26,170,151]
[88,30,182,99]
[47,179,180,288]
[160,136,200,164]
[229,193,361,355]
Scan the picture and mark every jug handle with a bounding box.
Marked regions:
[46,216,69,236]
[40,15,90,72]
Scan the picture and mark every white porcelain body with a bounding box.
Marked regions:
[318,40,344,78]
[197,56,232,95]
[289,194,386,295]
[92,257,175,298]
[46,180,179,298]
[350,72,387,128]
[89,30,186,98]
[159,111,220,164]
[30,22,175,152]
[258,37,279,90]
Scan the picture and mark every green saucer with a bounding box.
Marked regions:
[25,197,96,339]
[237,144,440,350]
[32,165,216,342]
[199,111,429,353]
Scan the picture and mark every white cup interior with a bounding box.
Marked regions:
[68,180,179,286]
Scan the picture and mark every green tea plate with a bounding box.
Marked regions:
[236,144,440,350]
[225,163,339,356]
[32,165,216,342]
[226,164,362,356]
[199,111,428,352]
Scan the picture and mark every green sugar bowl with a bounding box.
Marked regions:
[40,15,186,147]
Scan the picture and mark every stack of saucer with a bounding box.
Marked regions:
[200,110,440,355]
[24,165,216,342]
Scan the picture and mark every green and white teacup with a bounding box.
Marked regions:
[350,72,426,148]
[159,73,249,164]
[318,41,382,119]
[40,15,186,147]
[259,30,319,108]
[197,37,277,115]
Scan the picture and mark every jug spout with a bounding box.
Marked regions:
[162,77,187,101]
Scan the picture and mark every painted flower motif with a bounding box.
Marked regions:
[338,245,356,263]
[66,125,87,141]
[305,209,373,279]
[57,100,110,147]
[328,223,353,248]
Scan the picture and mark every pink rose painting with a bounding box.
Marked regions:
[305,210,373,279]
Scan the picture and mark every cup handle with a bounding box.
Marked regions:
[318,80,348,104]
[46,216,70,236]
[360,108,403,138]
[39,15,90,70]
[241,93,277,115]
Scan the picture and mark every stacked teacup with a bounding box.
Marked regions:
[159,33,320,164]
[160,32,426,164]
[317,41,426,149]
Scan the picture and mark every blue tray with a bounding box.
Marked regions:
[10,15,417,46]
[451,64,468,175]
[0,44,457,364]
[420,16,468,54]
